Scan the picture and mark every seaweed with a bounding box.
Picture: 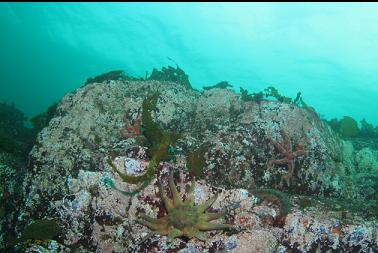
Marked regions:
[298,196,312,209]
[252,188,292,217]
[107,157,157,185]
[360,118,378,138]
[108,93,179,185]
[85,70,143,85]
[293,92,307,107]
[0,102,35,159]
[239,87,307,107]
[141,92,164,147]
[308,195,378,218]
[102,176,149,196]
[264,86,293,104]
[326,117,378,140]
[326,118,341,133]
[239,87,264,103]
[141,93,179,160]
[339,116,359,138]
[203,81,232,90]
[186,143,209,177]
[148,65,192,90]
[20,219,60,241]
[30,102,58,133]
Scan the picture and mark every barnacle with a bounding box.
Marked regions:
[137,171,233,241]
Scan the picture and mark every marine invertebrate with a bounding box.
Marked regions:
[268,130,306,186]
[120,118,141,139]
[138,171,233,241]
[108,93,179,185]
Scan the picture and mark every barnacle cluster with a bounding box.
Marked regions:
[138,171,233,241]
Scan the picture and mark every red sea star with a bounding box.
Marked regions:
[268,130,306,186]
[120,118,141,139]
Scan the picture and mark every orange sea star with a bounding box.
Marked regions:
[120,118,141,139]
[268,130,306,186]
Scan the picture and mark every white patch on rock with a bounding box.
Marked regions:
[124,158,146,176]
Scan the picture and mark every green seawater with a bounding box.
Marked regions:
[0,3,378,252]
[0,2,377,125]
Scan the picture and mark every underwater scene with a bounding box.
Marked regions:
[1,2,378,253]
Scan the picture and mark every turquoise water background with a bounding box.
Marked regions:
[1,3,377,124]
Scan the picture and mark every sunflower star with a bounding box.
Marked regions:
[137,171,233,241]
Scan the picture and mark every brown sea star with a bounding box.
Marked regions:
[120,118,141,139]
[268,130,306,186]
[137,171,233,241]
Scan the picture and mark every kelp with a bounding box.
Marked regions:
[251,188,292,217]
[339,116,359,138]
[141,92,179,159]
[85,70,142,85]
[239,87,308,107]
[107,157,157,185]
[293,92,308,107]
[326,116,359,138]
[326,116,378,139]
[107,93,179,185]
[20,219,60,241]
[31,102,58,133]
[360,118,378,138]
[186,143,209,177]
[203,81,232,90]
[0,102,35,158]
[239,87,264,103]
[264,86,293,104]
[148,65,192,90]
[102,176,150,196]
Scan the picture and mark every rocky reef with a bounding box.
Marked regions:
[3,77,377,252]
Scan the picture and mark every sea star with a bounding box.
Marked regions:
[120,118,141,139]
[137,171,233,241]
[268,130,306,186]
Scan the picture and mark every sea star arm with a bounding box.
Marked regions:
[158,183,174,211]
[168,228,183,239]
[282,160,294,186]
[198,193,219,213]
[204,211,226,221]
[270,158,289,165]
[169,171,183,206]
[184,177,196,205]
[196,222,233,231]
[193,231,207,241]
[281,130,292,151]
[138,216,168,232]
[270,139,286,154]
[293,149,306,157]
[139,213,165,224]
